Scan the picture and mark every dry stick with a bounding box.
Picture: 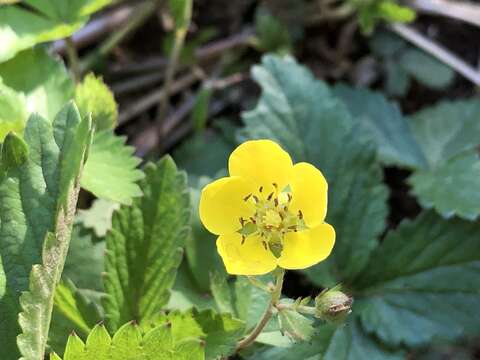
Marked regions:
[111,72,165,95]
[407,0,480,28]
[80,1,157,73]
[118,72,199,125]
[65,37,81,82]
[52,5,134,54]
[110,27,254,75]
[236,269,285,351]
[390,23,480,87]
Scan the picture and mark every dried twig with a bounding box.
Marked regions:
[407,0,480,28]
[390,23,480,86]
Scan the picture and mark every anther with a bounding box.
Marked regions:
[243,194,251,202]
[272,182,278,189]
[262,241,268,250]
[253,195,259,203]
[241,235,246,245]
[250,217,256,224]
[259,186,263,193]
[274,198,279,207]
[267,192,274,201]
[287,193,292,202]
[298,210,303,219]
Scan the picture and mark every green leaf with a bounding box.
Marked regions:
[63,225,105,290]
[355,211,480,347]
[409,151,480,220]
[1,131,29,169]
[0,0,112,62]
[0,48,74,122]
[409,100,480,219]
[210,272,235,314]
[277,309,314,342]
[248,320,403,360]
[399,48,454,89]
[333,84,427,168]
[169,0,193,30]
[55,321,205,359]
[0,80,28,141]
[241,55,388,282]
[255,7,292,53]
[81,130,144,205]
[75,73,118,131]
[53,280,102,337]
[103,156,190,332]
[76,199,119,238]
[0,102,92,359]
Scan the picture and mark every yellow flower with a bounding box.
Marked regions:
[199,139,335,275]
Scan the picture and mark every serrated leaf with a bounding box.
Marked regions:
[0,48,74,122]
[81,130,144,205]
[76,199,120,238]
[0,80,28,141]
[409,151,480,220]
[409,100,480,219]
[1,131,29,169]
[355,211,480,347]
[0,102,92,359]
[0,0,112,62]
[399,48,454,89]
[278,309,314,342]
[75,73,118,131]
[103,156,190,332]
[241,55,388,283]
[56,321,205,360]
[333,84,427,169]
[248,320,403,360]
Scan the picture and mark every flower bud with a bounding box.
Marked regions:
[314,286,353,323]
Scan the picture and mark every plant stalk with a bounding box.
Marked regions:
[236,269,285,351]
[65,37,81,82]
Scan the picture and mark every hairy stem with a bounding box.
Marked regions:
[236,269,285,351]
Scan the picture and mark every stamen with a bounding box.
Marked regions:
[259,186,263,193]
[274,198,279,207]
[267,192,274,201]
[287,193,292,202]
[250,217,256,224]
[262,241,268,250]
[272,182,278,190]
[253,195,259,203]
[239,217,245,226]
[298,210,303,219]
[243,194,252,202]
[241,235,246,245]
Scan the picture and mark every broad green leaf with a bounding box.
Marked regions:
[75,73,118,131]
[1,131,28,169]
[0,80,27,141]
[103,156,190,332]
[333,84,427,169]
[399,48,454,89]
[248,320,403,360]
[53,321,205,360]
[385,60,409,96]
[63,225,105,290]
[241,55,388,282]
[81,130,144,205]
[410,100,480,168]
[210,271,235,314]
[76,199,119,238]
[0,1,112,62]
[149,309,245,359]
[355,211,480,347]
[0,102,92,359]
[0,48,74,122]
[409,100,480,219]
[234,276,271,332]
[409,151,480,220]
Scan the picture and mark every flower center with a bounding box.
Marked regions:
[238,184,306,257]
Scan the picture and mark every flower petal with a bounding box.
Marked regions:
[229,139,293,192]
[199,176,255,235]
[217,233,277,275]
[290,162,328,228]
[278,223,335,270]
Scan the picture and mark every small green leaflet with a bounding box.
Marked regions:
[51,321,205,360]
[103,156,190,332]
[0,80,27,141]
[0,102,92,360]
[76,199,120,238]
[81,130,144,205]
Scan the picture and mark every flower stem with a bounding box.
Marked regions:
[236,269,285,351]
[65,37,81,82]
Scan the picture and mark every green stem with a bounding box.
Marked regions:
[65,37,81,82]
[275,303,316,316]
[236,269,285,351]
